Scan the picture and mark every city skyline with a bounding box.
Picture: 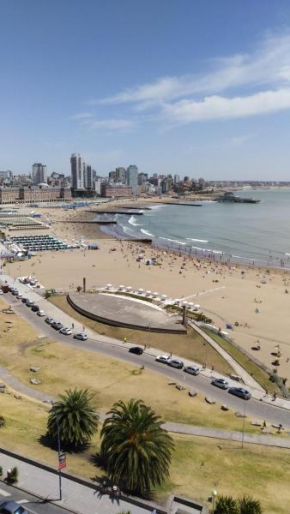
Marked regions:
[2,1,290,178]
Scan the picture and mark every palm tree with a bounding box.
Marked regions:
[100,399,174,495]
[47,389,99,449]
[215,495,239,514]
[239,496,262,514]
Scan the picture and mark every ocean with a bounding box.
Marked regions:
[103,189,290,268]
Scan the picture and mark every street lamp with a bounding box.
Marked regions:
[212,489,218,513]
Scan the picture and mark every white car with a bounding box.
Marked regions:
[156,355,170,363]
[74,332,88,341]
[59,327,72,335]
[184,365,200,376]
[0,290,3,295]
[167,359,184,369]
[37,310,45,317]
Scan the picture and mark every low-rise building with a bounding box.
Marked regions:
[101,184,132,197]
[0,186,71,204]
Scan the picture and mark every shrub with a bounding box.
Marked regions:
[215,495,239,514]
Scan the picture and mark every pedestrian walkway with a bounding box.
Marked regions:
[0,452,160,514]
[189,321,264,392]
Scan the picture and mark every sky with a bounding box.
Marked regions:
[2,0,290,179]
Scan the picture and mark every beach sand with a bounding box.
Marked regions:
[4,201,290,379]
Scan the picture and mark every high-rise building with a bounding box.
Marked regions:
[115,167,126,183]
[84,164,93,190]
[138,172,148,185]
[174,174,180,184]
[70,154,84,190]
[126,165,138,194]
[32,163,47,185]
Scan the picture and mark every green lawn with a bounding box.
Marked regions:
[203,329,280,395]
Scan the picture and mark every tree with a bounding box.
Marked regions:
[100,399,174,495]
[215,495,239,514]
[239,496,262,514]
[47,389,99,449]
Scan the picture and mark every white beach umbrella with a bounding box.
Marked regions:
[146,290,152,295]
[119,285,125,289]
[161,294,167,299]
[138,288,144,293]
[153,292,159,296]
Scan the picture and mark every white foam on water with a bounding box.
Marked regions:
[141,228,154,237]
[159,237,186,245]
[186,238,209,243]
[128,215,139,227]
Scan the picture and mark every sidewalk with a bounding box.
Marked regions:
[0,451,162,514]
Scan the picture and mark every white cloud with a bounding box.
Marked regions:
[96,32,290,107]
[80,118,135,130]
[70,112,94,120]
[162,88,290,122]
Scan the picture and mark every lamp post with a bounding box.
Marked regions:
[212,489,217,513]
[56,415,63,501]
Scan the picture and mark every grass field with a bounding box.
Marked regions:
[49,295,234,376]
[0,300,274,433]
[203,329,281,395]
[0,394,289,514]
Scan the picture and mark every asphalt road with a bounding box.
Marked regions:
[5,292,290,428]
[0,482,72,514]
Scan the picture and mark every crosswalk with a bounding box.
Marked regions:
[0,487,29,503]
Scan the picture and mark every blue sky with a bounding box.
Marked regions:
[2,0,290,179]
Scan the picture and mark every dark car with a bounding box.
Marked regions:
[128,346,144,355]
[0,500,27,514]
[31,304,40,312]
[211,378,229,390]
[52,322,63,330]
[229,387,252,400]
[22,298,28,304]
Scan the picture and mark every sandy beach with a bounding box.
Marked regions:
[4,199,290,381]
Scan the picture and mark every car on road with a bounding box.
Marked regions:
[37,310,45,317]
[211,378,229,390]
[167,359,184,369]
[52,321,63,330]
[59,327,72,335]
[0,500,27,514]
[11,290,19,296]
[0,290,3,295]
[16,294,23,299]
[74,332,88,341]
[26,300,34,307]
[229,387,252,400]
[45,317,54,324]
[184,365,200,376]
[128,346,143,355]
[31,304,40,312]
[156,355,170,363]
[22,298,28,304]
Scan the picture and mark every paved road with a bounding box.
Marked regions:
[0,482,74,514]
[3,291,290,429]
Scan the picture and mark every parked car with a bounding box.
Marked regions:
[0,500,27,514]
[156,355,170,363]
[184,365,200,376]
[229,387,252,400]
[211,378,229,390]
[22,298,28,304]
[11,290,18,296]
[31,305,40,312]
[52,322,63,330]
[37,310,45,317]
[45,317,54,324]
[128,346,143,355]
[0,290,3,295]
[74,332,88,341]
[167,359,184,369]
[59,327,72,335]
[16,294,23,299]
[26,300,34,307]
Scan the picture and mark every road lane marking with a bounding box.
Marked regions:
[0,488,11,497]
[18,499,29,503]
